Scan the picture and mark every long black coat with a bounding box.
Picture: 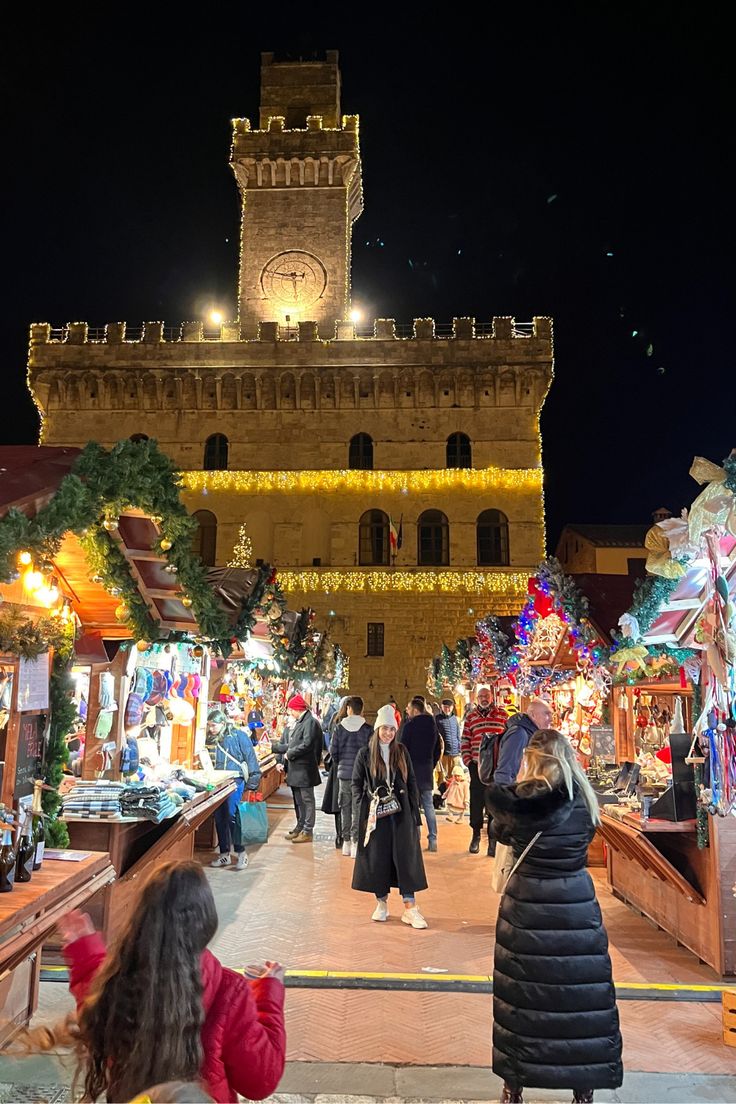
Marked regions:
[351,745,428,897]
[273,710,323,788]
[486,783,623,1092]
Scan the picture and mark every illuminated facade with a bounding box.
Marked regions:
[27,51,553,708]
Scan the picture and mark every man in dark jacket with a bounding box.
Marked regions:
[436,698,461,773]
[494,699,552,785]
[272,694,323,843]
[331,695,372,857]
[400,696,442,852]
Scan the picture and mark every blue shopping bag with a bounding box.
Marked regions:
[237,795,269,844]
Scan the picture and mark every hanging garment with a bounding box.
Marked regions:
[94,711,114,740]
[99,672,116,710]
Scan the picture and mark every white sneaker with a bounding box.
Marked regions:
[342,841,351,856]
[371,900,389,922]
[210,853,230,868]
[350,841,358,858]
[401,906,428,929]
[233,852,248,870]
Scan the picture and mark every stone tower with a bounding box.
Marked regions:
[27,51,554,712]
[233,51,362,339]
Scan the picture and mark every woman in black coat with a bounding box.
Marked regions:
[486,729,622,1104]
[351,704,428,928]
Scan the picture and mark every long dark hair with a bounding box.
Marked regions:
[368,730,409,783]
[79,860,218,1101]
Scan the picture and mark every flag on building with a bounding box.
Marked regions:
[389,515,403,552]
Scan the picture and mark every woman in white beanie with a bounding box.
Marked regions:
[350,704,429,928]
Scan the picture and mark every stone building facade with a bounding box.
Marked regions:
[27,51,554,710]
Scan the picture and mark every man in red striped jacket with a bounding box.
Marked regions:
[461,687,508,855]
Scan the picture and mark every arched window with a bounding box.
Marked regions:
[349,433,373,470]
[417,510,449,566]
[192,510,217,566]
[446,432,471,468]
[477,509,509,566]
[203,433,228,470]
[129,433,149,443]
[359,509,390,566]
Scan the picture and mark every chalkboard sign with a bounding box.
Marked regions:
[589,725,616,761]
[14,713,46,800]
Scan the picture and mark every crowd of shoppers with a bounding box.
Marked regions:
[18,684,618,1104]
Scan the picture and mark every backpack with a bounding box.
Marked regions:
[478,727,503,786]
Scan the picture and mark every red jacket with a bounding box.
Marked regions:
[65,933,286,1103]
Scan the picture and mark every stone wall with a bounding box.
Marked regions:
[281,588,525,716]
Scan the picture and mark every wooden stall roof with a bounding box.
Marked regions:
[643,533,736,648]
[0,448,197,635]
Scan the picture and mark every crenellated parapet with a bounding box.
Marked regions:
[30,316,553,347]
[28,316,553,422]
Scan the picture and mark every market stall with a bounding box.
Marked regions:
[0,441,315,955]
[0,851,114,1044]
[599,453,736,976]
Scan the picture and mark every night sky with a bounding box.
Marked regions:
[5,5,733,547]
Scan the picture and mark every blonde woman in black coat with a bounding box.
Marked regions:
[486,729,622,1104]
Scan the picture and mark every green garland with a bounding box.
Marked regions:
[0,439,283,655]
[723,454,736,494]
[44,647,75,847]
[0,607,72,659]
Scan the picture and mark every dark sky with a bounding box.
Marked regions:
[4,4,733,547]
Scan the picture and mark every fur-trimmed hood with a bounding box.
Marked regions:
[486,781,576,833]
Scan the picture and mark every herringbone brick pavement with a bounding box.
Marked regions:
[204,790,731,1074]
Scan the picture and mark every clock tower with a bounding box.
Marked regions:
[232,51,363,338]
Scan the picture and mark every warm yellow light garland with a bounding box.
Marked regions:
[181,466,542,496]
[276,569,529,596]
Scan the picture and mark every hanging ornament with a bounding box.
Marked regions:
[159,539,173,552]
[181,595,193,608]
[103,518,118,531]
[115,603,129,621]
[109,586,121,597]
[150,515,163,525]
[136,640,151,652]
[164,563,178,574]
[91,574,104,585]
[192,645,204,657]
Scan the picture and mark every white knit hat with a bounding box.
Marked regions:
[374,704,398,730]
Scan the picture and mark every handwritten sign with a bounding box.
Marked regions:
[14,713,45,800]
[17,653,50,712]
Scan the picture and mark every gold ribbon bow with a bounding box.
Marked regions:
[611,644,649,677]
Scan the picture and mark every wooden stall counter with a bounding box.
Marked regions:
[63,777,236,942]
[599,808,736,977]
[0,851,114,1045]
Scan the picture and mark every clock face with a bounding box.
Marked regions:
[260,251,328,307]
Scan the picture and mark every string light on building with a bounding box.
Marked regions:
[277,569,530,597]
[182,466,543,496]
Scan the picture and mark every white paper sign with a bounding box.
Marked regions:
[17,653,50,712]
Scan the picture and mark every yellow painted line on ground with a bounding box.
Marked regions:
[42,962,736,993]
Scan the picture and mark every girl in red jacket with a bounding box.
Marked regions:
[56,859,286,1103]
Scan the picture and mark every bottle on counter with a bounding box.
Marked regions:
[31,780,46,871]
[15,811,34,883]
[0,818,16,893]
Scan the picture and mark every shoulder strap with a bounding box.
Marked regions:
[504,831,541,889]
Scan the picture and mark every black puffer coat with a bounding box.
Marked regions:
[351,744,428,898]
[486,783,623,1092]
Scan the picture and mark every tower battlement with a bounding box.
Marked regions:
[30,316,553,347]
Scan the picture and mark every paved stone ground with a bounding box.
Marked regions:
[1,789,734,1101]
